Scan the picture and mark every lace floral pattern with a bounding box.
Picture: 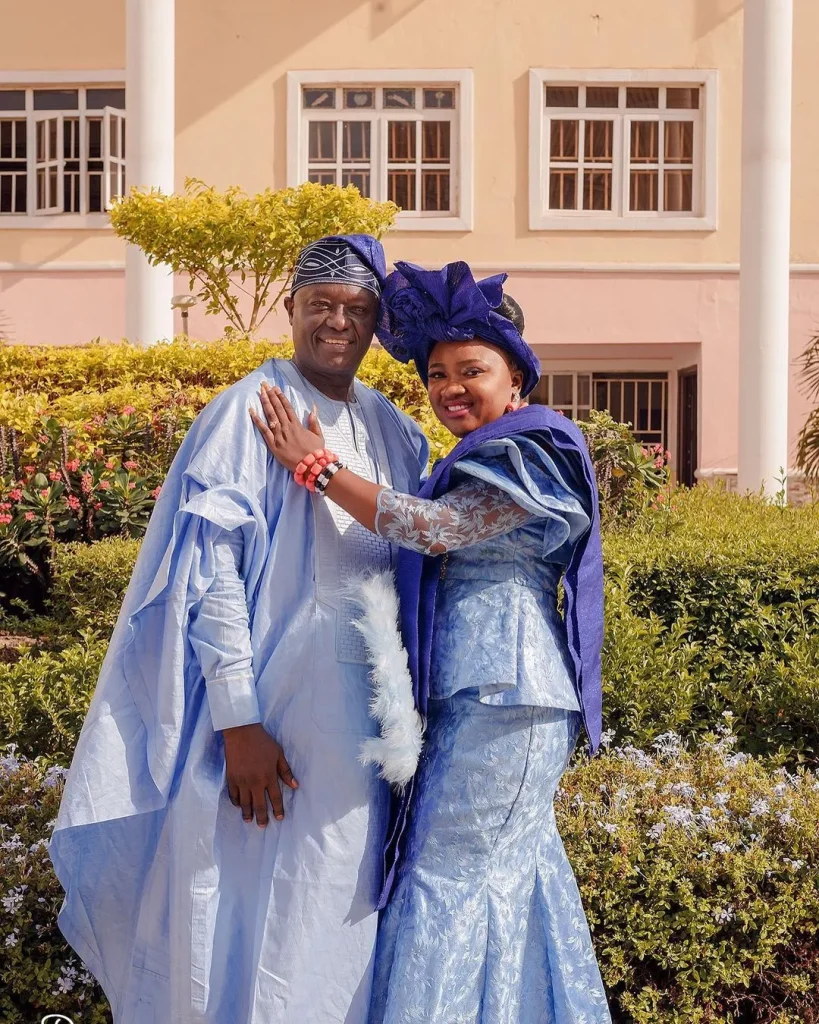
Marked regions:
[374,481,533,555]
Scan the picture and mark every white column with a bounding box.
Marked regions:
[125,0,175,345]
[738,0,793,495]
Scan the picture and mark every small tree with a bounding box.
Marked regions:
[796,334,819,480]
[109,179,398,335]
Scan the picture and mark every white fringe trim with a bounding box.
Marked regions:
[348,571,425,790]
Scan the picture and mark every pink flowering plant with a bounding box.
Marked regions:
[0,411,168,606]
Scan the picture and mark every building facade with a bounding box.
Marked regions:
[0,0,816,487]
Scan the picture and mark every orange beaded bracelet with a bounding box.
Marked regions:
[294,448,337,488]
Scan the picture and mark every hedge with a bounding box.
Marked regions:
[2,735,817,1024]
[5,486,812,766]
[604,487,819,764]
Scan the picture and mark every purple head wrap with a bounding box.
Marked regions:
[376,261,542,396]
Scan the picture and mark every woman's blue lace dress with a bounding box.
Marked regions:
[368,436,612,1023]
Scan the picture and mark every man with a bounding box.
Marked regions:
[50,235,429,1024]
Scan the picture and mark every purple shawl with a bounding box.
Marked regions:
[378,404,604,907]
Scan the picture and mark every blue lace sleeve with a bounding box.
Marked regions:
[374,480,534,555]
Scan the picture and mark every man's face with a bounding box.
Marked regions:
[284,282,379,382]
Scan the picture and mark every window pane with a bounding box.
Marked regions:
[0,121,24,159]
[37,168,45,208]
[64,118,80,160]
[422,121,450,163]
[550,120,578,162]
[577,374,591,407]
[665,121,693,164]
[344,88,374,109]
[388,121,416,163]
[88,119,102,160]
[36,121,45,162]
[637,381,649,431]
[650,382,664,431]
[384,88,415,109]
[0,91,25,111]
[341,170,371,197]
[664,169,693,212]
[422,170,450,211]
[583,170,612,211]
[631,121,659,163]
[528,378,549,406]
[549,170,577,210]
[48,168,58,207]
[308,170,337,186]
[546,86,579,107]
[308,121,336,162]
[87,88,126,109]
[110,117,120,159]
[89,171,103,212]
[303,88,335,109]
[626,87,659,109]
[388,169,415,210]
[34,89,79,110]
[552,375,574,407]
[65,172,80,213]
[585,86,618,108]
[585,120,613,161]
[623,381,635,424]
[630,169,659,211]
[343,121,370,162]
[667,87,699,109]
[423,88,455,109]
[48,118,58,158]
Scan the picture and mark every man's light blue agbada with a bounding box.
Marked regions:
[50,358,427,1024]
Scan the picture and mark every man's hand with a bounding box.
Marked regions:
[222,723,298,827]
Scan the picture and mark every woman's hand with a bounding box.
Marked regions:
[250,382,325,473]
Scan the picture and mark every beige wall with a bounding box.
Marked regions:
[1,0,818,268]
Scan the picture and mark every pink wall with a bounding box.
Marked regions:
[2,269,817,472]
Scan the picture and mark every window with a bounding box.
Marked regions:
[529,70,717,230]
[288,71,473,231]
[530,371,669,448]
[0,85,125,219]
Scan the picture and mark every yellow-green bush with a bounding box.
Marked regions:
[0,337,455,459]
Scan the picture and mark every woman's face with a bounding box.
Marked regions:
[426,339,524,437]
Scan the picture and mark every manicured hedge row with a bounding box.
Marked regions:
[603,487,819,764]
[10,487,814,767]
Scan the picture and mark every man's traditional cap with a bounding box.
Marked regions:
[376,261,542,396]
[290,234,387,297]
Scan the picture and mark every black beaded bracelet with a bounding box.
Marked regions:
[314,459,343,496]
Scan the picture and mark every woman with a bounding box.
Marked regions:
[251,261,611,1023]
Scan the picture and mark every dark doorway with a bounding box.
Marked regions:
[678,366,698,487]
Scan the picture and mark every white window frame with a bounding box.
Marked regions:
[287,69,474,232]
[528,69,718,232]
[0,70,125,228]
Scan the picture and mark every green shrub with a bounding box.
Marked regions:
[49,539,140,636]
[603,488,819,765]
[0,635,106,761]
[2,737,817,1024]
[0,753,109,1022]
[559,728,819,1024]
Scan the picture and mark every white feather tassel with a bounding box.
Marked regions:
[348,572,425,789]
